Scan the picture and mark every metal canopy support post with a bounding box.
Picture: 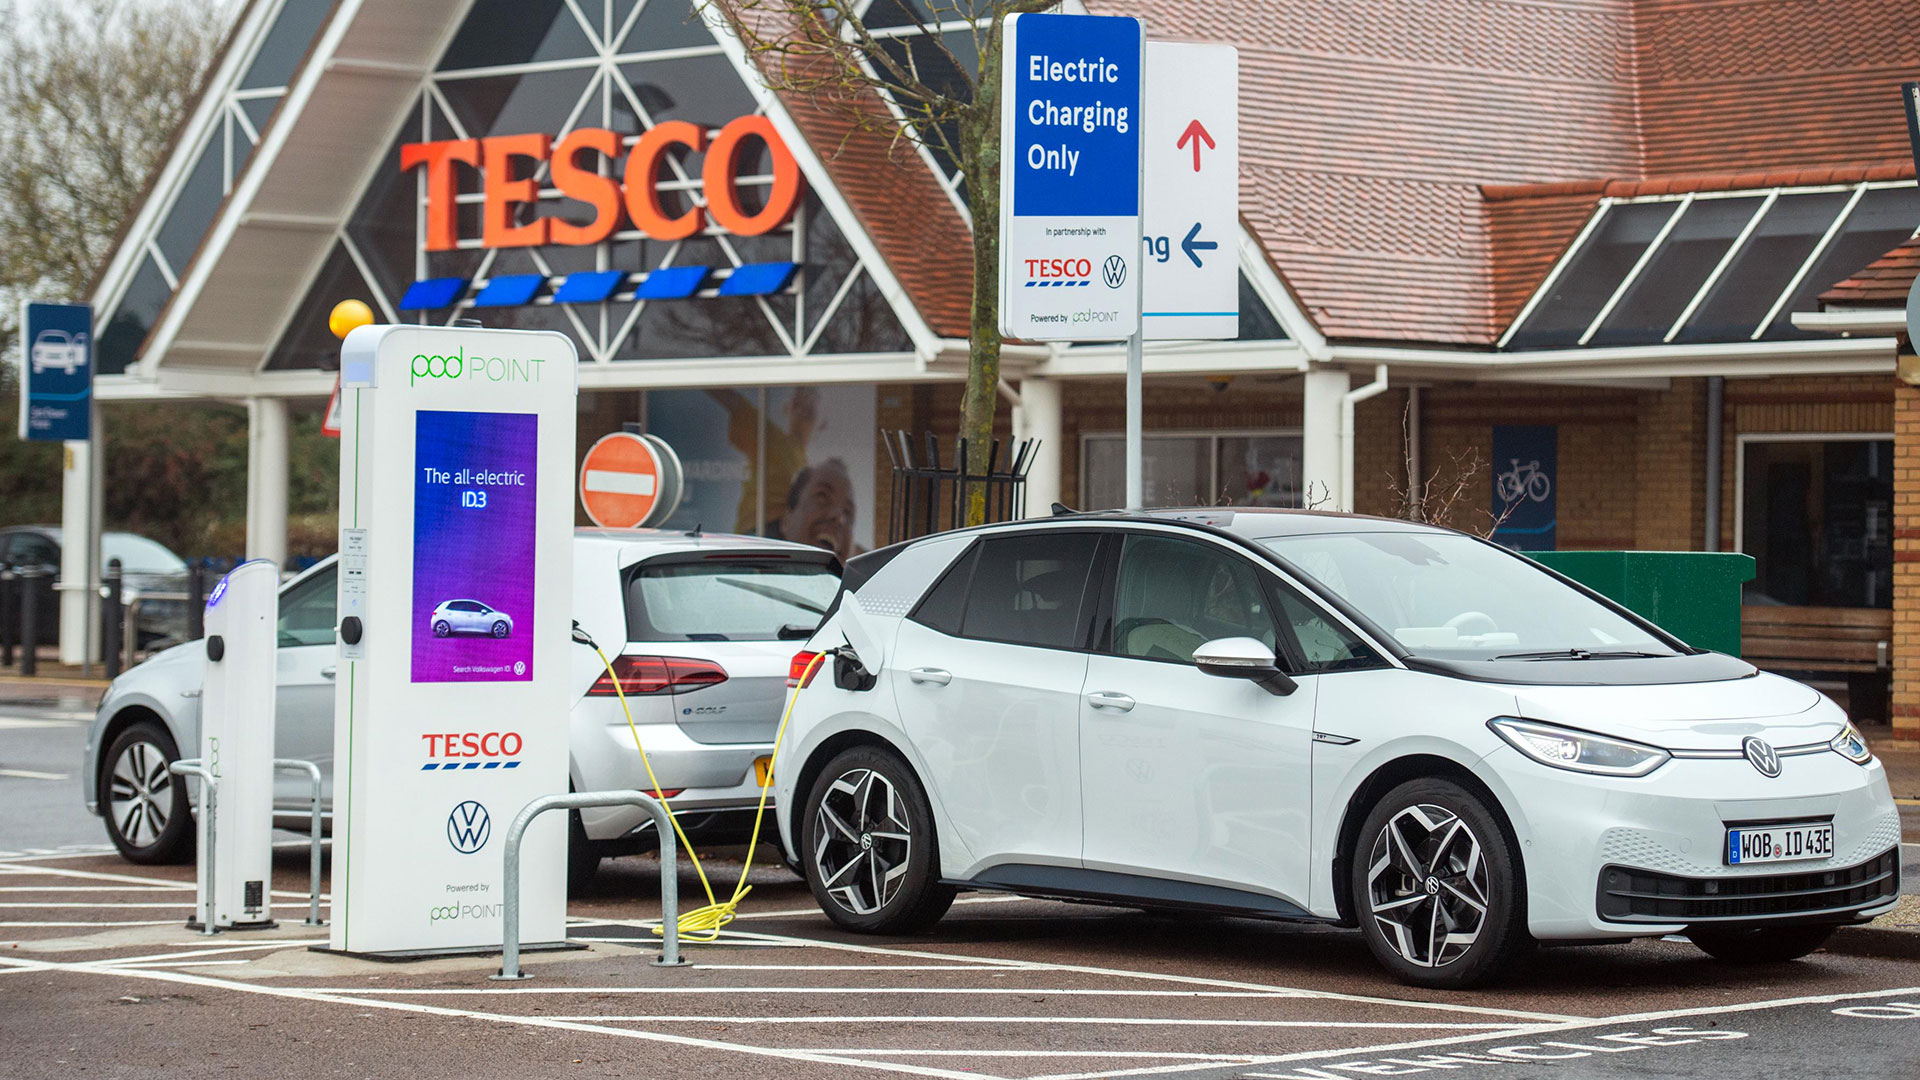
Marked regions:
[274,758,326,926]
[168,759,217,935]
[494,790,684,981]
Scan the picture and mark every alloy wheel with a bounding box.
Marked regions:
[1365,803,1490,968]
[811,767,913,916]
[108,740,174,849]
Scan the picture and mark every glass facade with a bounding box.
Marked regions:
[1506,184,1920,350]
[1081,431,1304,511]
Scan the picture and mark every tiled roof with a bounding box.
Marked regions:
[744,0,1920,348]
[725,4,975,340]
[1820,236,1920,306]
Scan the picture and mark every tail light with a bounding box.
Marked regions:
[586,655,728,696]
[788,650,823,689]
[645,788,683,800]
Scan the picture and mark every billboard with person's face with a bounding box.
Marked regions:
[644,385,874,561]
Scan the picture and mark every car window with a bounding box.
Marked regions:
[1273,586,1381,673]
[6,533,59,568]
[627,558,841,642]
[957,532,1100,650]
[1260,531,1677,660]
[1110,534,1275,664]
[278,564,337,647]
[909,543,978,636]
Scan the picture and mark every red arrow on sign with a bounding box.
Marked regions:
[1177,119,1216,172]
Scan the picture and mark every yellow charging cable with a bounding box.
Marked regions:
[591,644,826,943]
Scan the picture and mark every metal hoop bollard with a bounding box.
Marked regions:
[272,759,325,926]
[167,759,217,935]
[493,790,683,981]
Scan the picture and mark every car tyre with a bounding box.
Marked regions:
[101,721,194,865]
[1687,923,1834,963]
[1351,777,1530,989]
[433,620,451,637]
[800,745,954,934]
[491,621,509,639]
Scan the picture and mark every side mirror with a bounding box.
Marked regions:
[1193,637,1298,697]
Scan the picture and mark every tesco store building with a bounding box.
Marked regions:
[82,0,1920,741]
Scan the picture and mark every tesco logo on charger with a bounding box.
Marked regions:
[420,731,523,771]
[1024,257,1093,288]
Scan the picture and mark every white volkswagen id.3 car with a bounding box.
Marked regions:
[774,509,1901,988]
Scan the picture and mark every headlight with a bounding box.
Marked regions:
[1829,722,1873,765]
[1488,717,1670,777]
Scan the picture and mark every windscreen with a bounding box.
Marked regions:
[1258,532,1677,661]
[103,533,185,574]
[626,558,841,642]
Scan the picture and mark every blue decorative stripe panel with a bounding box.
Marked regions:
[398,277,468,310]
[471,274,544,307]
[716,261,797,296]
[399,263,799,310]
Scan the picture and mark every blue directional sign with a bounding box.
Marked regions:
[999,12,1143,341]
[17,302,92,442]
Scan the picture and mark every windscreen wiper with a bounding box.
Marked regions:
[1491,648,1667,661]
[716,576,829,615]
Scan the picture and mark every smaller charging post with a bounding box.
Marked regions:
[197,559,279,929]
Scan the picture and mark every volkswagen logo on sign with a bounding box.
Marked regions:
[447,800,491,853]
[1742,736,1782,778]
[1102,255,1127,289]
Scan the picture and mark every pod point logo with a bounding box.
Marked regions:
[447,800,491,853]
[410,345,547,386]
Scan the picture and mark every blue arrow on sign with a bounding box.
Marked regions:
[1181,222,1218,268]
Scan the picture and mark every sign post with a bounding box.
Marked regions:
[327,324,578,958]
[17,301,98,671]
[1000,12,1144,504]
[1142,43,1240,341]
[998,12,1144,343]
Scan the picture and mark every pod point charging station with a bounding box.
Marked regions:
[192,559,280,930]
[320,324,578,959]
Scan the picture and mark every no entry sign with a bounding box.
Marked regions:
[578,431,684,528]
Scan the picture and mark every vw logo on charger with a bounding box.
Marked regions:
[1102,255,1127,289]
[1742,736,1782,778]
[446,801,492,853]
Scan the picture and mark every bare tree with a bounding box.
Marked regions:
[1388,404,1517,538]
[0,0,235,535]
[716,0,1054,525]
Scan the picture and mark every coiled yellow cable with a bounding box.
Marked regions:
[592,645,825,943]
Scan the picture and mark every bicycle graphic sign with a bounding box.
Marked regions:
[1492,425,1556,550]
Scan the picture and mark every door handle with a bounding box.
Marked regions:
[907,667,952,686]
[319,666,336,680]
[1086,691,1135,712]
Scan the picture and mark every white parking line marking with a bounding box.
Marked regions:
[545,1015,1522,1031]
[0,846,117,862]
[728,895,1029,921]
[284,986,1329,998]
[1022,984,1920,1080]
[94,941,322,966]
[0,920,183,927]
[685,964,1030,972]
[0,886,191,892]
[0,768,69,780]
[0,864,194,888]
[0,955,1012,1080]
[702,926,1583,1024]
[0,902,318,909]
[820,1050,1255,1060]
[0,716,89,729]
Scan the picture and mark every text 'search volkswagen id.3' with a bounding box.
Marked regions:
[773,509,1901,988]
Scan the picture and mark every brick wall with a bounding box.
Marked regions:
[1893,380,1920,743]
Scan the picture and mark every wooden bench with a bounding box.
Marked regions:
[1741,605,1890,723]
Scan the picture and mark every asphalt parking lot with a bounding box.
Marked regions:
[4,686,1920,1079]
[2,846,1919,1080]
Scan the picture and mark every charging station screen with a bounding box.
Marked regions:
[411,410,538,683]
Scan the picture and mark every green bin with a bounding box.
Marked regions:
[1526,551,1757,657]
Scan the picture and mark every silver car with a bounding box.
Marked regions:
[81,528,841,892]
[428,598,514,638]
